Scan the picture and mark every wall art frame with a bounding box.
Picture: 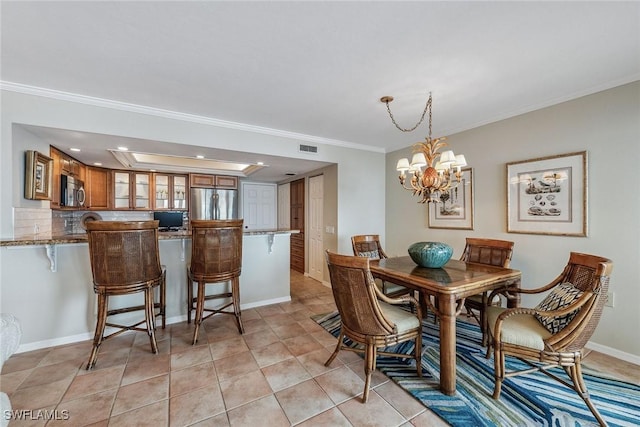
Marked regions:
[507,151,587,236]
[428,167,474,230]
[25,150,53,201]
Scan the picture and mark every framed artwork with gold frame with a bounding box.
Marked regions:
[428,168,474,230]
[25,150,53,200]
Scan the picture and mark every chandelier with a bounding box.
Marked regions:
[381,93,467,203]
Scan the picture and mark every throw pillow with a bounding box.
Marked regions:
[357,250,380,259]
[534,282,583,334]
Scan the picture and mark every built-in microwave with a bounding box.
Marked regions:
[60,175,85,207]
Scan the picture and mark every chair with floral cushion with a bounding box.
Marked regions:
[351,235,411,298]
[486,252,613,426]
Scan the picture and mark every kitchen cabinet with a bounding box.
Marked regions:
[50,146,85,209]
[290,178,305,273]
[112,171,152,210]
[153,174,188,210]
[190,173,238,189]
[85,167,110,210]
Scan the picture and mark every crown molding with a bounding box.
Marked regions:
[0,81,385,154]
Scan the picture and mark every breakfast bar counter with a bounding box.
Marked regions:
[0,229,298,352]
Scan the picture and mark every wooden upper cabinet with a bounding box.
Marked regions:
[85,167,110,210]
[190,173,238,189]
[153,173,188,210]
[112,171,152,210]
[215,175,238,189]
[50,147,62,208]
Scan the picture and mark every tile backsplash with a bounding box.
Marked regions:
[13,208,52,238]
[51,210,153,235]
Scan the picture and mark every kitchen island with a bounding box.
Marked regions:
[0,229,298,352]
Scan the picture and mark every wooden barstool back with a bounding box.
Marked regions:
[187,219,244,344]
[85,220,166,369]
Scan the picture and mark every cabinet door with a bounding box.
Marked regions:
[190,173,216,188]
[113,172,131,209]
[86,167,110,210]
[154,174,170,209]
[134,173,151,209]
[172,175,188,210]
[50,147,62,208]
[215,175,238,189]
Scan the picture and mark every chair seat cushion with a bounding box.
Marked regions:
[487,306,552,350]
[379,302,420,334]
[533,282,583,334]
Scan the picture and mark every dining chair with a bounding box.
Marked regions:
[351,234,412,298]
[459,238,514,345]
[486,252,613,426]
[187,219,244,344]
[324,251,423,403]
[85,220,166,369]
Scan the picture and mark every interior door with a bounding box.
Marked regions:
[308,175,324,282]
[241,182,277,230]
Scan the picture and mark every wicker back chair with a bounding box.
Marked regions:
[187,219,244,344]
[324,251,423,403]
[351,235,411,298]
[85,220,166,369]
[460,238,514,345]
[487,252,613,425]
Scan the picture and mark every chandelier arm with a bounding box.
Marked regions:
[384,94,432,133]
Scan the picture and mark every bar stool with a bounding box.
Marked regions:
[85,220,166,369]
[187,219,244,344]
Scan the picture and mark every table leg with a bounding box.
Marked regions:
[439,294,457,395]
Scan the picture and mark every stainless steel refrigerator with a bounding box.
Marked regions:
[190,188,239,220]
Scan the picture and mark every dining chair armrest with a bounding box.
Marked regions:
[376,289,422,320]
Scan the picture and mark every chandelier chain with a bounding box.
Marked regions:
[384,94,432,133]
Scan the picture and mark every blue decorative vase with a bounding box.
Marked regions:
[408,242,453,268]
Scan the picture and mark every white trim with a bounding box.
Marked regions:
[0,81,385,154]
[241,296,291,310]
[585,341,640,366]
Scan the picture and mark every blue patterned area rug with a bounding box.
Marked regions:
[312,312,640,427]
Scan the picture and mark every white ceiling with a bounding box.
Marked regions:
[2,1,639,181]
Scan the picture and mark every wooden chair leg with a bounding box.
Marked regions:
[186,270,193,324]
[86,294,108,370]
[160,272,166,329]
[192,281,205,345]
[415,330,423,377]
[145,287,158,354]
[231,277,244,334]
[324,329,344,367]
[492,347,504,399]
[570,363,607,426]
[362,343,376,403]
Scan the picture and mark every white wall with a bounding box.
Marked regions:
[386,82,640,360]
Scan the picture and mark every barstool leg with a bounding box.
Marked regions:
[192,281,206,345]
[186,269,193,324]
[160,271,166,329]
[232,277,244,334]
[145,287,158,354]
[87,294,108,370]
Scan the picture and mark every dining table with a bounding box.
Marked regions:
[370,256,521,396]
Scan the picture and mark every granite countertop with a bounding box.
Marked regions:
[0,229,299,247]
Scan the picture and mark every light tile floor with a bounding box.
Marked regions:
[1,271,638,426]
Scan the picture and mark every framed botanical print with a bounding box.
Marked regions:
[24,150,53,200]
[428,168,474,230]
[507,151,587,236]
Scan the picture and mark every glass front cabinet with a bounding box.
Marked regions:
[113,171,151,210]
[153,174,188,210]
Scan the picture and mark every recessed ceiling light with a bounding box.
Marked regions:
[93,162,102,166]
[257,161,264,165]
[196,155,205,159]
[150,169,156,172]
[70,147,80,152]
[117,146,128,151]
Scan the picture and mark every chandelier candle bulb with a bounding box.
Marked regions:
[387,93,469,203]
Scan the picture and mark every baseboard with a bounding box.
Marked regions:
[15,297,291,354]
[585,340,640,365]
